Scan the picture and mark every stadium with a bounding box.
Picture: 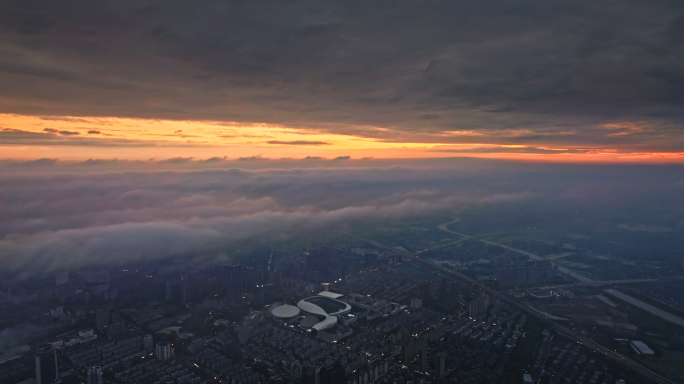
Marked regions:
[270,304,301,321]
[296,292,351,331]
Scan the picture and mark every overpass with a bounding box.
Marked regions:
[342,230,675,384]
[436,218,596,282]
[514,278,673,292]
[416,257,674,384]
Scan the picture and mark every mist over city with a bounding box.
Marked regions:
[1,2,684,384]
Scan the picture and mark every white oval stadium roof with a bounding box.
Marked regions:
[296,295,352,331]
[317,291,344,299]
[272,304,301,319]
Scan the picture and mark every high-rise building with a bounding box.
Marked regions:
[165,280,180,301]
[430,323,446,342]
[35,344,58,384]
[290,361,303,379]
[165,278,191,304]
[156,343,171,361]
[418,281,430,301]
[499,266,517,287]
[223,264,243,306]
[108,312,125,335]
[238,323,249,344]
[180,280,191,304]
[318,361,345,384]
[371,364,379,381]
[437,352,446,377]
[87,366,103,384]
[399,326,410,342]
[444,287,459,312]
[495,256,514,271]
[515,265,528,285]
[189,338,206,354]
[401,338,416,364]
[528,265,542,285]
[50,307,64,319]
[440,277,447,301]
[96,308,110,328]
[497,260,557,287]
[419,347,428,371]
[418,334,428,351]
[469,300,486,319]
[143,334,154,352]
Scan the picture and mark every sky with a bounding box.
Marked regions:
[1,1,684,274]
[1,0,684,161]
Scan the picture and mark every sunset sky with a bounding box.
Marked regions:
[1,0,684,274]
[5,4,684,376]
[1,1,684,162]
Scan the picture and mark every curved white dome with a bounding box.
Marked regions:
[272,304,301,319]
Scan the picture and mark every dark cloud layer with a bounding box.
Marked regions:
[0,128,202,147]
[43,128,79,135]
[0,158,683,273]
[0,1,683,149]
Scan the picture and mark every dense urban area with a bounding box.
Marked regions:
[2,216,684,384]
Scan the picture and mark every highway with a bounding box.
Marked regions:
[342,228,675,384]
[514,278,672,292]
[430,220,676,383]
[435,219,684,328]
[437,217,467,236]
[479,239,595,282]
[604,288,684,327]
[340,231,414,256]
[415,257,674,384]
[436,218,596,282]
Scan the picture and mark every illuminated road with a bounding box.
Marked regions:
[516,278,672,291]
[343,230,675,384]
[435,220,684,330]
[604,288,684,327]
[480,239,595,282]
[435,218,595,282]
[416,257,674,384]
[437,217,467,236]
[340,231,413,256]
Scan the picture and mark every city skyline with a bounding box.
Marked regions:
[1,2,684,384]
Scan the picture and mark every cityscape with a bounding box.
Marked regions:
[1,1,684,384]
[2,212,684,384]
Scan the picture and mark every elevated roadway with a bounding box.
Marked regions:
[416,257,674,384]
[343,229,675,384]
[515,278,672,292]
[436,218,595,282]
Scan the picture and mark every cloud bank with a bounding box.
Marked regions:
[0,158,683,273]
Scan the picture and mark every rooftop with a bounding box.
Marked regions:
[318,291,344,299]
[271,304,301,319]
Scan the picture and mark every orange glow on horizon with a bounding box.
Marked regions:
[1,114,683,163]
